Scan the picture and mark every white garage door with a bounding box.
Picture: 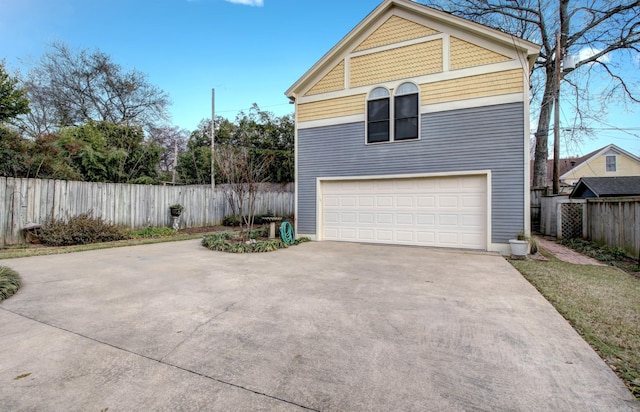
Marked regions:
[321,175,487,249]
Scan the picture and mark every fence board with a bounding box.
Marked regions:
[587,197,640,259]
[0,178,294,245]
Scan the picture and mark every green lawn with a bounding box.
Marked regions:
[510,251,640,399]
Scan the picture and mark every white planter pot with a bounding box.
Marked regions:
[509,239,529,257]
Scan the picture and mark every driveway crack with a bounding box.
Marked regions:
[0,307,319,412]
[160,301,237,362]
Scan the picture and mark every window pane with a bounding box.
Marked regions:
[396,82,418,95]
[368,99,390,122]
[370,87,390,99]
[606,155,616,172]
[395,118,418,140]
[368,121,390,143]
[395,94,418,118]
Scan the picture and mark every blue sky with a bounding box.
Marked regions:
[1,0,638,158]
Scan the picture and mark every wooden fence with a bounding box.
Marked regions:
[587,197,640,259]
[0,177,294,245]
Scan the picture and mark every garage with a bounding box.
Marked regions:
[320,174,488,249]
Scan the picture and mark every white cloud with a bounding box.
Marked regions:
[225,0,264,6]
[577,46,610,64]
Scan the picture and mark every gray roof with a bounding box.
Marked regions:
[570,176,640,198]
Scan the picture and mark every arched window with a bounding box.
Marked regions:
[394,83,419,141]
[367,87,390,143]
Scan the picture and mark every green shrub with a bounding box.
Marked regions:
[222,214,267,227]
[39,213,127,246]
[0,266,21,301]
[201,229,309,253]
[128,227,177,239]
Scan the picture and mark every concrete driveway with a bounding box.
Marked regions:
[0,240,636,411]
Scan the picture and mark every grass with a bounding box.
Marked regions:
[510,249,640,399]
[0,232,206,260]
[0,266,21,301]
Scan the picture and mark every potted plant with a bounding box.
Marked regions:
[169,204,184,217]
[509,231,529,258]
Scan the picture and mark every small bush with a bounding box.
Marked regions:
[39,213,127,246]
[0,266,21,301]
[128,227,177,239]
[222,214,267,227]
[201,229,309,253]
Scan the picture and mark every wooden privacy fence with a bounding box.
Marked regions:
[0,177,294,245]
[587,197,640,259]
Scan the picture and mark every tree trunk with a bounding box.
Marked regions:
[532,66,556,188]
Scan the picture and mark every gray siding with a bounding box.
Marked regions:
[297,102,525,244]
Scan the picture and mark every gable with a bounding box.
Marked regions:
[354,15,439,52]
[561,144,640,183]
[290,0,539,124]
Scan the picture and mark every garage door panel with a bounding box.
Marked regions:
[417,196,436,208]
[397,214,414,225]
[396,231,414,242]
[439,196,459,208]
[322,175,486,250]
[358,213,375,224]
[396,196,414,208]
[376,213,393,224]
[359,196,375,207]
[376,230,393,242]
[417,214,435,226]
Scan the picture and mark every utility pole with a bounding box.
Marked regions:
[553,31,561,195]
[211,88,215,189]
[172,139,178,184]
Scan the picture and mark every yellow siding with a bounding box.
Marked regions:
[563,154,640,185]
[298,94,366,122]
[421,69,523,105]
[305,60,345,96]
[450,37,511,70]
[354,16,439,52]
[351,40,443,88]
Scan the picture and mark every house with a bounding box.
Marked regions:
[570,176,640,199]
[560,144,640,186]
[285,0,539,255]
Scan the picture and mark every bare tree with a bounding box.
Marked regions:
[215,145,271,238]
[148,125,188,181]
[421,0,640,187]
[19,42,170,136]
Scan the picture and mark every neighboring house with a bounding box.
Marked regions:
[285,0,539,254]
[570,176,640,199]
[560,144,640,186]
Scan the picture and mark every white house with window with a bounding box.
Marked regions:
[560,144,640,186]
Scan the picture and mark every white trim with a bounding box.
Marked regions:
[421,92,524,114]
[293,92,300,239]
[316,170,492,250]
[298,114,365,130]
[523,64,532,238]
[442,33,450,72]
[296,59,525,105]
